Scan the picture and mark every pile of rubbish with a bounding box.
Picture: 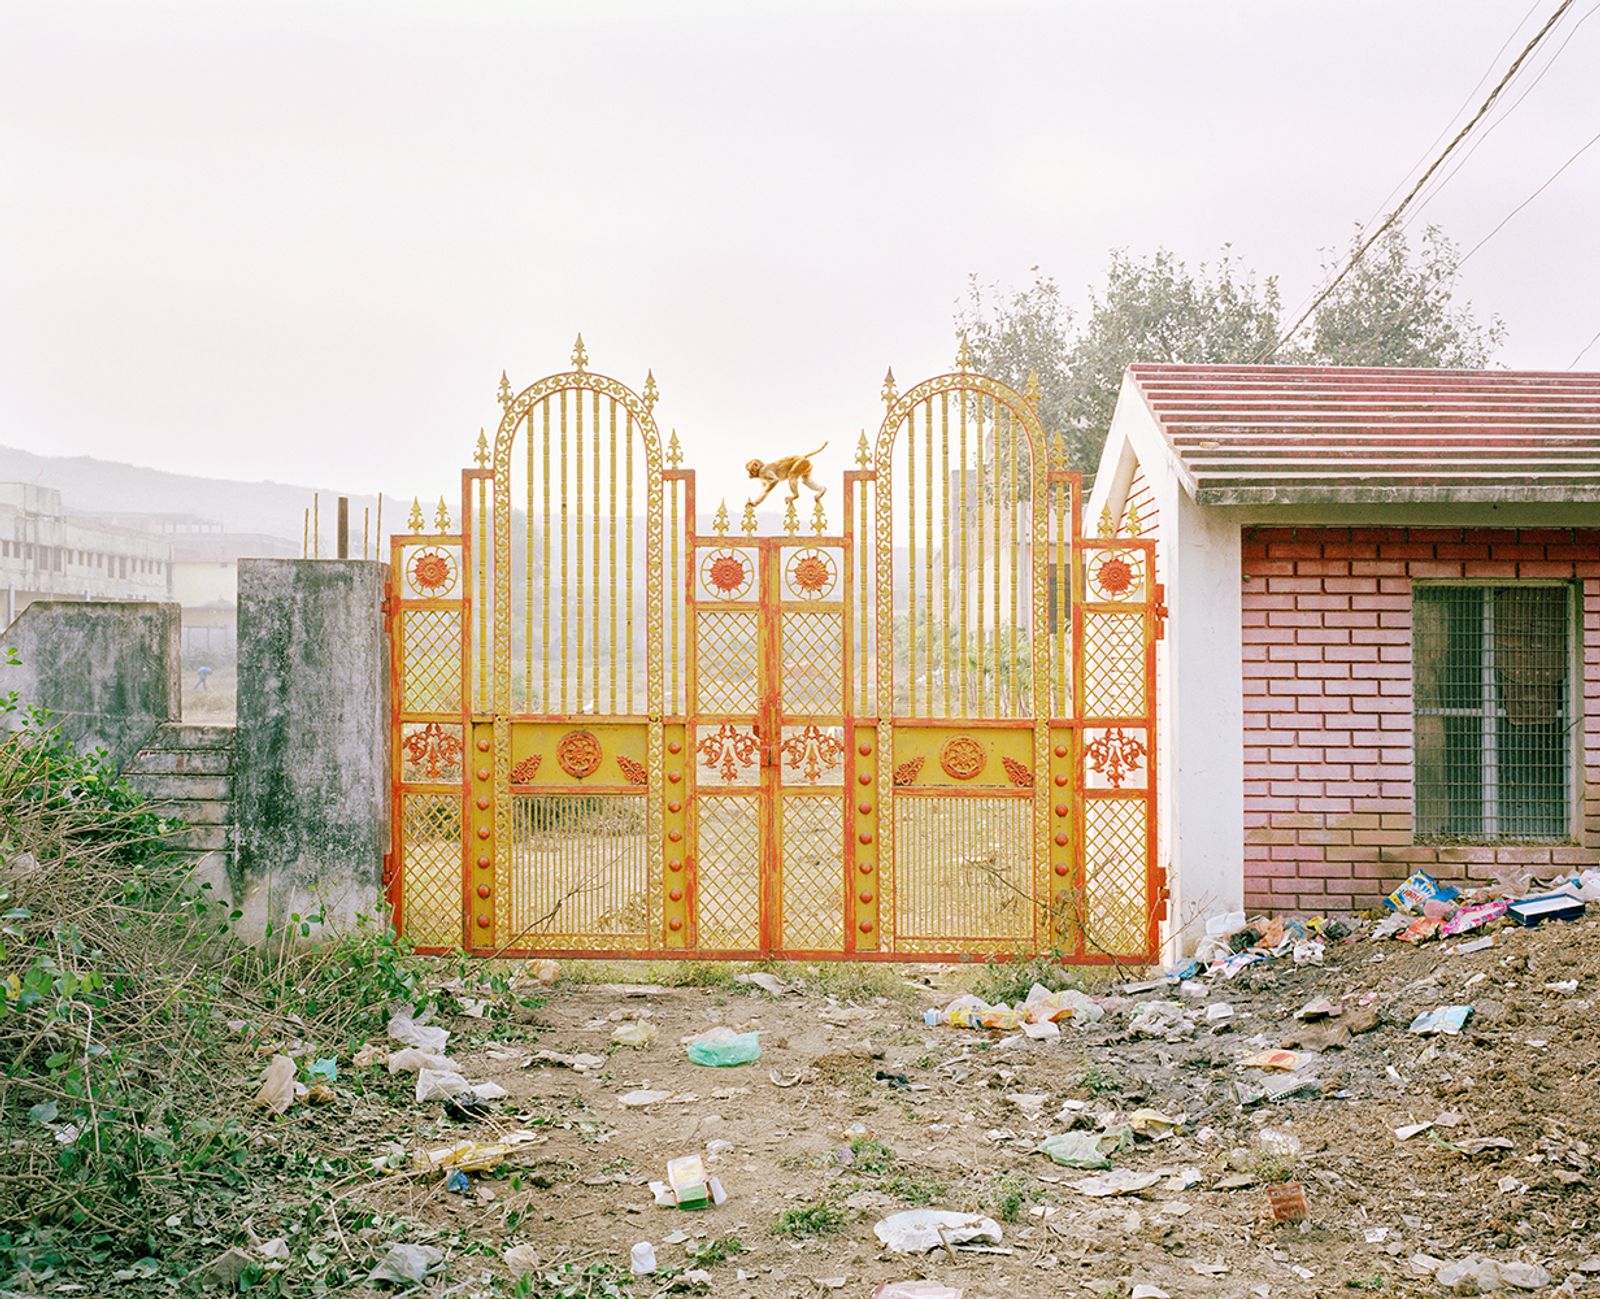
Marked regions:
[922,984,1105,1037]
[1368,867,1598,946]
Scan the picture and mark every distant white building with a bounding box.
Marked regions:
[0,483,173,623]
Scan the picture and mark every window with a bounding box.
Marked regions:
[1414,585,1573,841]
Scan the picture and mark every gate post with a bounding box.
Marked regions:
[234,558,390,941]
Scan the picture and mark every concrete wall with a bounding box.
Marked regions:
[233,559,388,938]
[0,600,181,767]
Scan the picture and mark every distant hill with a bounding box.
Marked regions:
[0,445,405,550]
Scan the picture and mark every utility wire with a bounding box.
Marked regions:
[1570,326,1600,369]
[1457,126,1600,269]
[1258,0,1576,361]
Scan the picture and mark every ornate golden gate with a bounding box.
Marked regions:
[388,338,1163,962]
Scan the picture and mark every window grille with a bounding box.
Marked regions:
[1413,585,1573,841]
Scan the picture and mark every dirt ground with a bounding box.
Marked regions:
[290,915,1600,1299]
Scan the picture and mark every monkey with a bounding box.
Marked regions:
[746,442,828,507]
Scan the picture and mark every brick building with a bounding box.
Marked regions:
[1087,364,1600,951]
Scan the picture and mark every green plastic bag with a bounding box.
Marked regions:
[685,1028,761,1067]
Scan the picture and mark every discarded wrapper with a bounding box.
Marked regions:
[1266,1181,1308,1223]
[1507,893,1586,927]
[1408,1005,1472,1036]
[650,1154,727,1209]
[1383,870,1459,916]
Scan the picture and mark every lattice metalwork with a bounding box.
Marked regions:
[510,795,651,947]
[1082,611,1145,718]
[780,796,844,950]
[1081,797,1148,956]
[695,796,761,950]
[402,608,462,713]
[892,796,1033,952]
[401,793,461,949]
[696,610,760,714]
[781,610,843,716]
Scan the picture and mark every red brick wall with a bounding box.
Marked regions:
[1241,526,1600,913]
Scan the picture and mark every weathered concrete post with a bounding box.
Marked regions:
[234,559,389,940]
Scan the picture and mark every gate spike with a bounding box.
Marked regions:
[880,366,897,407]
[810,494,828,535]
[496,370,512,409]
[666,429,682,468]
[1023,370,1042,409]
[407,496,424,533]
[435,496,452,534]
[1098,502,1115,538]
[473,427,489,468]
[1126,499,1142,535]
[571,333,588,373]
[1051,431,1067,471]
[712,499,730,536]
[641,368,659,411]
[782,497,800,535]
[740,501,758,535]
[855,430,870,469]
[954,334,973,373]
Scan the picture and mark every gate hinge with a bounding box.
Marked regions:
[381,592,394,617]
[1154,871,1170,921]
[1152,582,1168,641]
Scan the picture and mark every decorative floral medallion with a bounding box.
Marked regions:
[510,753,543,784]
[1001,756,1032,787]
[939,736,986,780]
[784,547,837,601]
[1085,728,1146,788]
[408,547,458,598]
[401,722,462,782]
[556,729,603,780]
[779,725,845,784]
[700,548,754,601]
[616,753,648,786]
[1088,550,1141,602]
[696,723,760,784]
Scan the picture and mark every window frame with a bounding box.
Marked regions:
[1411,579,1582,844]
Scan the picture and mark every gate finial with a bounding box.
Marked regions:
[740,501,757,535]
[855,431,870,469]
[666,429,682,468]
[712,500,730,536]
[571,333,588,373]
[642,369,659,411]
[810,494,828,535]
[496,370,512,410]
[782,497,800,535]
[435,496,452,534]
[954,334,973,373]
[1023,370,1042,409]
[881,367,897,406]
[1050,431,1067,471]
[1098,502,1116,537]
[407,497,424,533]
[473,428,489,469]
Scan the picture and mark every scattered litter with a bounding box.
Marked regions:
[1206,1002,1234,1022]
[1441,899,1508,937]
[387,1048,455,1074]
[1265,1181,1308,1223]
[1127,1109,1181,1140]
[407,1129,544,1172]
[649,1154,727,1209]
[872,1284,964,1299]
[352,1043,387,1069]
[1257,1128,1301,1156]
[685,1027,761,1067]
[1451,1136,1516,1155]
[530,1049,606,1072]
[629,1241,657,1275]
[1295,996,1341,1020]
[367,1243,444,1287]
[1067,1170,1162,1197]
[873,1209,1003,1253]
[1036,1130,1125,1170]
[530,958,561,985]
[1130,1286,1170,1299]
[415,1068,471,1102]
[1129,1000,1191,1040]
[387,1010,449,1054]
[252,1055,300,1115]
[618,1089,675,1108]
[1408,1006,1473,1036]
[1434,1254,1551,1291]
[1240,1050,1301,1071]
[1508,892,1587,927]
[1395,1121,1433,1140]
[1454,936,1495,955]
[470,1080,509,1100]
[611,1022,658,1047]
[1384,870,1459,915]
[734,972,795,996]
[503,1244,540,1276]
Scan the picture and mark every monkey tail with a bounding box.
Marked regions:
[802,440,829,459]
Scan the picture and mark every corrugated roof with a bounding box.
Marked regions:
[1127,364,1600,504]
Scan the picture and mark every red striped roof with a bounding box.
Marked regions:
[1127,364,1600,504]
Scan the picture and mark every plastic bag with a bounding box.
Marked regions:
[873,1210,1002,1253]
[685,1027,761,1067]
[388,1010,449,1053]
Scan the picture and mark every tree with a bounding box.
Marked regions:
[1289,224,1505,369]
[957,248,1281,473]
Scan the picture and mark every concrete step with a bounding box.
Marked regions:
[126,773,232,802]
[150,723,236,750]
[127,748,233,776]
[145,799,232,826]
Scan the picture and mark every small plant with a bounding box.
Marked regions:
[980,1171,1039,1223]
[515,1261,631,1298]
[1079,1066,1124,1096]
[886,1175,947,1205]
[775,1200,842,1238]
[691,1236,745,1266]
[848,1138,896,1174]
[971,951,1081,1007]
[1346,1274,1386,1291]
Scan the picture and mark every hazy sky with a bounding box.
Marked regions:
[3,1,1597,519]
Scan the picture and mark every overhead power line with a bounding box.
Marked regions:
[1570,326,1600,369]
[1258,0,1577,361]
[1457,126,1600,269]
